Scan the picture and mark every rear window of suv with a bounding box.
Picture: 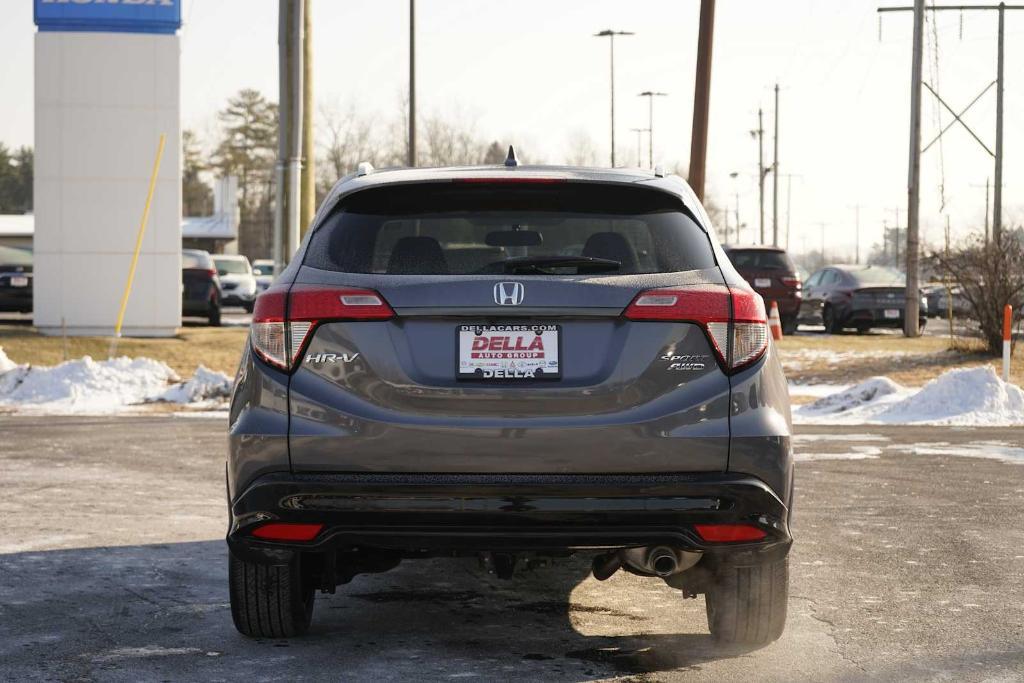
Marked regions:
[726,249,795,271]
[304,182,716,275]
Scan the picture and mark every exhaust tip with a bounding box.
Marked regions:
[648,547,679,577]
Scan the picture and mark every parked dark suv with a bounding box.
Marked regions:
[724,245,801,334]
[227,161,794,645]
[182,249,222,326]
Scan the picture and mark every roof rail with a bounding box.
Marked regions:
[653,165,665,178]
[355,161,374,177]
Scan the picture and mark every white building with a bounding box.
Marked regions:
[33,0,183,336]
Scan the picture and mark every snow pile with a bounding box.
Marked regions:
[0,353,232,414]
[876,366,1024,426]
[799,377,906,415]
[0,346,16,373]
[796,366,1024,426]
[156,365,231,404]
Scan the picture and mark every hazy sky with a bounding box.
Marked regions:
[2,0,1021,258]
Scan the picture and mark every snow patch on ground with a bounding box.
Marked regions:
[780,348,909,373]
[891,441,1024,465]
[792,433,890,444]
[794,367,1024,426]
[0,354,232,414]
[795,446,883,462]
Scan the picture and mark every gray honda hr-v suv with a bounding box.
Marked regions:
[227,155,793,645]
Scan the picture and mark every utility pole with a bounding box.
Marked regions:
[594,30,634,167]
[274,0,305,272]
[728,170,740,245]
[772,83,780,246]
[752,109,766,244]
[904,0,924,337]
[408,0,416,166]
[639,91,667,169]
[286,0,304,260]
[688,0,715,200]
[299,0,314,237]
[879,2,1024,246]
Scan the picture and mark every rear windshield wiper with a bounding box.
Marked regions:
[502,256,621,274]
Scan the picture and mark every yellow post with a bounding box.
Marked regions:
[109,134,166,358]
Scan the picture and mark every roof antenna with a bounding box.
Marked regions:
[504,145,519,167]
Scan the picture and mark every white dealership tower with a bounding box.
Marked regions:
[33,0,182,336]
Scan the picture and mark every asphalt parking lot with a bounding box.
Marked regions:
[2,417,1023,682]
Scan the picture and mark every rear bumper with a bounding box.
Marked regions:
[222,293,255,306]
[845,307,926,327]
[227,472,792,566]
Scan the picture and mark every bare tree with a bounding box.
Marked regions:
[316,102,379,197]
[927,230,1024,355]
[564,129,600,167]
[419,112,488,167]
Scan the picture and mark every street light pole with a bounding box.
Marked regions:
[594,30,634,167]
[638,92,668,169]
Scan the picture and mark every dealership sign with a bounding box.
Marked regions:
[34,0,181,34]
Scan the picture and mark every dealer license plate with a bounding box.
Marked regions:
[457,324,560,380]
[754,278,772,288]
[884,309,900,319]
[9,276,28,287]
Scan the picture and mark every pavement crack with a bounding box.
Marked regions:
[790,594,867,674]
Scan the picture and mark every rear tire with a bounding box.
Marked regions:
[781,315,797,336]
[822,306,842,334]
[208,302,222,327]
[705,558,788,646]
[229,552,315,638]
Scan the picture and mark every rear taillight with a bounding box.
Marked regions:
[693,523,767,543]
[780,276,801,289]
[251,284,393,370]
[251,522,324,542]
[623,284,769,372]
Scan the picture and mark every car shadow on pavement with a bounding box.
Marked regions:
[0,540,759,681]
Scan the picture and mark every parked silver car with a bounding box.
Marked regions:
[212,254,257,312]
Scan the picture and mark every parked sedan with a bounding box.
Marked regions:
[213,255,258,312]
[724,245,802,334]
[798,264,927,334]
[0,245,33,313]
[182,249,222,326]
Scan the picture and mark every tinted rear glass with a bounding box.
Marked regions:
[304,183,715,275]
[726,249,794,271]
[182,251,212,269]
[214,258,250,275]
[850,266,904,286]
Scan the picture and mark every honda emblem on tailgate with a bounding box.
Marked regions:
[494,282,525,306]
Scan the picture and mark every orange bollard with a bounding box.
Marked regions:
[768,301,784,341]
[1003,304,1012,381]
